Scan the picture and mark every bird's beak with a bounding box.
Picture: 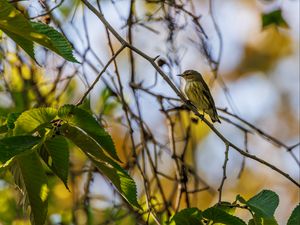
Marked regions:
[177,74,183,77]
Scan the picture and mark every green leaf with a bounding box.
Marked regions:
[14,107,57,135]
[248,217,278,225]
[262,9,289,28]
[246,190,279,218]
[30,22,78,63]
[3,28,35,60]
[60,124,139,208]
[40,136,69,189]
[6,112,21,129]
[0,1,78,62]
[214,202,236,215]
[0,125,8,134]
[0,1,35,59]
[287,204,300,225]
[203,207,246,225]
[0,136,41,164]
[248,219,255,225]
[12,153,48,225]
[89,157,140,208]
[58,105,120,161]
[237,190,279,225]
[170,208,203,225]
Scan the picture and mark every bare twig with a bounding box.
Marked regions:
[218,144,230,203]
[81,0,300,189]
[76,45,126,106]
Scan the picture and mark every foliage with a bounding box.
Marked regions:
[0,0,78,63]
[287,204,300,225]
[170,190,295,225]
[262,9,289,29]
[170,208,203,225]
[0,104,139,224]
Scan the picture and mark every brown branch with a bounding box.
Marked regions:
[81,0,300,188]
[238,132,249,178]
[76,45,126,106]
[218,144,230,203]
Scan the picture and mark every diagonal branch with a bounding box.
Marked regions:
[81,0,300,188]
[76,45,126,105]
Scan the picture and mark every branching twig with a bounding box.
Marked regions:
[76,45,126,106]
[81,0,300,189]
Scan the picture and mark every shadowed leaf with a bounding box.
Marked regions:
[287,204,300,225]
[262,9,288,28]
[170,208,203,225]
[12,153,48,225]
[0,136,41,164]
[203,207,246,225]
[40,136,70,189]
[58,105,120,161]
[60,124,139,208]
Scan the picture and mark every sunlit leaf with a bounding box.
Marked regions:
[30,22,78,63]
[0,1,78,62]
[14,108,57,135]
[0,1,35,59]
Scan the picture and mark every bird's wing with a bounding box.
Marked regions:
[202,89,220,122]
[202,88,215,107]
[198,79,215,107]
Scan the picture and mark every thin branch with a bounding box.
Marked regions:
[238,132,248,178]
[81,0,300,188]
[218,107,300,166]
[76,45,126,106]
[218,144,230,203]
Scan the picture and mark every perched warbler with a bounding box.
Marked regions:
[178,70,221,123]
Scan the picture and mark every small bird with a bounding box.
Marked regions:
[178,70,221,123]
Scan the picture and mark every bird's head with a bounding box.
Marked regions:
[177,70,202,81]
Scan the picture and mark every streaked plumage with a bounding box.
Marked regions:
[178,70,221,123]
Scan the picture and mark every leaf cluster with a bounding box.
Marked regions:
[170,190,299,225]
[0,1,78,63]
[0,105,139,225]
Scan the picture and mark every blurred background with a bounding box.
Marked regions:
[0,0,299,224]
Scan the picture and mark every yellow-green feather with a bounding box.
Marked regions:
[185,81,220,123]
